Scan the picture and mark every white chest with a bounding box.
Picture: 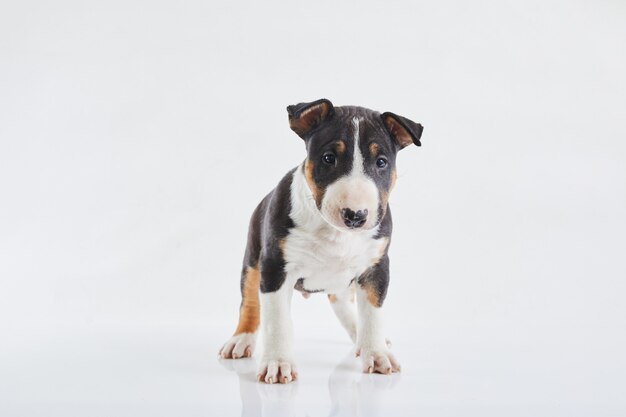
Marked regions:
[284,163,388,294]
[282,225,386,294]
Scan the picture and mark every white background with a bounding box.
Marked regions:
[1,0,625,416]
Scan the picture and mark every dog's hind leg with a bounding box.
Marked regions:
[328,283,357,344]
[219,264,260,359]
[219,198,266,360]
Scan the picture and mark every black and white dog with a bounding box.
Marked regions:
[219,99,423,384]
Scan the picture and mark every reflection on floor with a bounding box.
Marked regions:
[220,349,401,417]
[1,324,625,416]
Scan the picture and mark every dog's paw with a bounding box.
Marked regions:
[257,357,298,384]
[356,347,401,375]
[219,332,256,359]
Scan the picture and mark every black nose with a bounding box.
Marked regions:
[341,208,368,228]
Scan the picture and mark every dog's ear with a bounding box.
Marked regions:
[287,99,334,139]
[381,112,424,149]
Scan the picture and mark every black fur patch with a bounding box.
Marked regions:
[242,168,295,293]
[357,255,391,307]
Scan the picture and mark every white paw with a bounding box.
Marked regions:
[257,357,298,384]
[219,332,256,359]
[355,347,401,374]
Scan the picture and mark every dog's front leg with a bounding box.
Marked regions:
[355,256,401,374]
[257,269,297,384]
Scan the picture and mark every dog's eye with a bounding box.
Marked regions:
[322,153,336,165]
[376,157,388,168]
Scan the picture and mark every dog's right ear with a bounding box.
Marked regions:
[287,99,334,139]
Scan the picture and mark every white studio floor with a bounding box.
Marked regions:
[1,319,624,417]
[1,1,626,416]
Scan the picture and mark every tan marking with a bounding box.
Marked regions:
[350,283,356,303]
[289,101,332,137]
[234,265,260,335]
[369,142,378,157]
[336,140,346,155]
[304,160,323,208]
[383,115,413,148]
[328,294,338,303]
[362,281,382,308]
[379,170,397,220]
[379,188,391,220]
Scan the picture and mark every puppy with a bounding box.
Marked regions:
[219,99,423,384]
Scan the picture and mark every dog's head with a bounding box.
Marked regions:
[288,98,423,232]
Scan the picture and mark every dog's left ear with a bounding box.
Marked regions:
[287,98,334,139]
[381,112,424,149]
